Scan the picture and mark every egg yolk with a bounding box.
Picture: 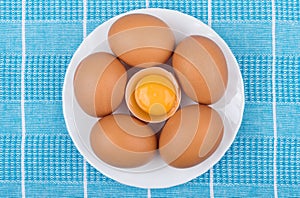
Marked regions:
[135,75,176,116]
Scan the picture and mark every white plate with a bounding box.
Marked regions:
[63,8,245,188]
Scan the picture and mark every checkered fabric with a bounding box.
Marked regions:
[0,0,299,197]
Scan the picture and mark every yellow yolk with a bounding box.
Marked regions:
[135,75,176,116]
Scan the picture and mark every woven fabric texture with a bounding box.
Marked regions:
[0,0,299,197]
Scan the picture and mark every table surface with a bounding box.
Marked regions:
[1,0,299,197]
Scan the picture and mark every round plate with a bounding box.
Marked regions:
[63,8,245,188]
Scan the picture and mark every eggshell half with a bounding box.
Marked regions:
[125,67,181,123]
[159,104,224,168]
[90,114,157,168]
[73,52,127,117]
[172,35,228,104]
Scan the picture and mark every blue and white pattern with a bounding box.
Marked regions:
[0,0,299,197]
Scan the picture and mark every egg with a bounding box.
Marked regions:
[125,67,181,123]
[134,74,177,116]
[74,52,127,117]
[172,35,228,104]
[90,114,157,168]
[108,14,175,67]
[159,104,224,168]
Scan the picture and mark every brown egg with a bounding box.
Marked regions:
[172,35,228,104]
[74,52,127,117]
[159,104,223,168]
[108,14,175,67]
[90,114,157,168]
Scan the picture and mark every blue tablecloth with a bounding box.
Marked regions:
[1,0,299,197]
